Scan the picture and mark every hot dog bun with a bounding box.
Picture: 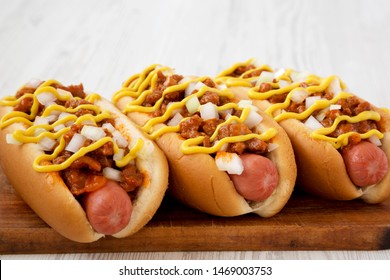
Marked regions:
[217,60,390,203]
[114,65,296,217]
[0,81,168,242]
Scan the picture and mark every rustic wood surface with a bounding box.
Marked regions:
[1,0,390,259]
[1,165,390,255]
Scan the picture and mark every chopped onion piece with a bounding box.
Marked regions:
[102,122,116,133]
[168,112,183,126]
[39,137,56,151]
[369,135,382,146]
[113,148,125,161]
[278,80,291,88]
[305,115,324,131]
[53,124,66,132]
[244,109,263,129]
[327,77,342,95]
[213,140,228,152]
[185,95,200,114]
[36,92,57,106]
[315,107,329,122]
[200,102,219,120]
[33,127,46,136]
[237,100,258,111]
[34,116,50,126]
[290,89,309,104]
[329,104,342,110]
[65,133,86,153]
[113,130,128,148]
[56,88,72,99]
[6,134,22,145]
[274,68,286,79]
[81,125,106,141]
[220,108,233,118]
[58,112,74,126]
[255,71,274,86]
[185,81,205,97]
[305,96,322,108]
[267,142,279,152]
[215,152,244,175]
[102,167,122,182]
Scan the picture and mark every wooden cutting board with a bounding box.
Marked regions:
[1,166,390,254]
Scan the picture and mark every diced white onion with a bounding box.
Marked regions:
[200,102,219,120]
[213,140,228,152]
[65,133,86,153]
[34,116,50,126]
[39,137,57,151]
[6,134,22,145]
[267,142,279,152]
[327,77,342,95]
[33,127,46,136]
[305,96,322,109]
[113,148,125,161]
[215,152,244,175]
[255,71,274,87]
[329,104,342,110]
[369,135,382,146]
[102,167,122,182]
[56,88,72,99]
[244,109,263,129]
[315,107,329,122]
[36,92,57,106]
[278,80,291,88]
[185,95,200,114]
[167,112,184,126]
[58,112,74,126]
[274,68,286,79]
[102,123,116,133]
[81,125,106,141]
[220,108,233,118]
[237,100,258,111]
[113,130,128,148]
[290,89,309,104]
[185,81,205,97]
[304,115,324,131]
[53,124,66,132]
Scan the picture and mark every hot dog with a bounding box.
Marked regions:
[112,65,296,217]
[215,59,390,203]
[0,79,168,242]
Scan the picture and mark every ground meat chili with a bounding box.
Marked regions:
[12,82,145,196]
[149,71,269,155]
[258,80,382,148]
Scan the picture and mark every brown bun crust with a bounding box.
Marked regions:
[232,86,390,203]
[0,96,168,242]
[115,94,296,217]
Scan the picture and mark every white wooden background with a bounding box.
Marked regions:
[1,0,390,260]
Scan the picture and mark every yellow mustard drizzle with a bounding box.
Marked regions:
[113,65,277,155]
[217,60,384,149]
[215,59,273,88]
[0,80,143,172]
